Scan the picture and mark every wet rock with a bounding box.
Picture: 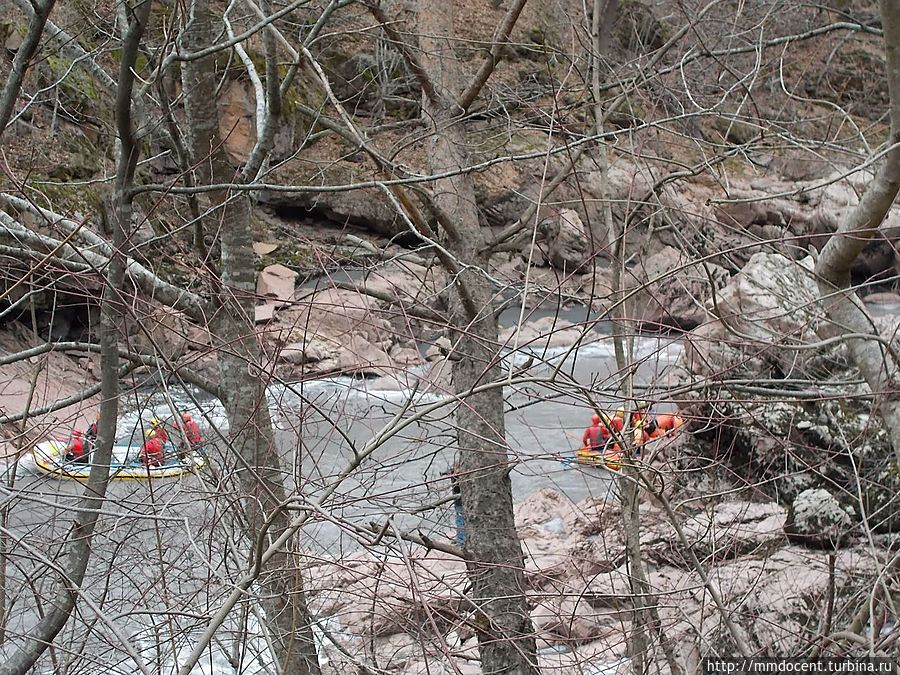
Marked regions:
[534,209,589,272]
[274,288,397,376]
[418,356,452,393]
[336,334,393,375]
[784,488,854,549]
[680,252,823,379]
[864,291,900,309]
[499,316,581,349]
[278,338,337,365]
[633,246,730,330]
[531,596,613,645]
[425,336,451,361]
[389,344,425,366]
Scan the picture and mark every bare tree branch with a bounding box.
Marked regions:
[456,0,528,113]
[0,2,151,671]
[0,0,56,141]
[0,210,208,320]
[364,1,438,104]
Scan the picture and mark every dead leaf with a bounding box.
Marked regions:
[253,241,279,255]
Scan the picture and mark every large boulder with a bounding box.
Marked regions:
[632,246,730,330]
[680,252,824,379]
[784,488,854,549]
[530,596,612,646]
[272,288,398,376]
[680,392,900,531]
[673,253,900,531]
[516,488,584,578]
[690,546,868,655]
[534,209,589,272]
[256,263,297,307]
[306,552,467,641]
[712,189,814,262]
[499,316,582,350]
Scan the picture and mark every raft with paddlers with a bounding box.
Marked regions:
[31,414,208,480]
[32,437,206,480]
[564,404,685,471]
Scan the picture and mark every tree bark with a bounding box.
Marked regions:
[0,0,56,140]
[417,1,538,672]
[180,2,320,672]
[814,0,900,468]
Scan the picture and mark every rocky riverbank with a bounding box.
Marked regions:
[1,241,898,672]
[307,485,888,674]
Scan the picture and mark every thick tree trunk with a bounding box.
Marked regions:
[418,2,538,673]
[213,199,321,675]
[814,0,900,468]
[180,3,320,673]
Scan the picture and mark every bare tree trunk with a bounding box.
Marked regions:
[0,0,56,139]
[0,2,149,672]
[417,2,538,672]
[180,2,320,672]
[814,0,900,469]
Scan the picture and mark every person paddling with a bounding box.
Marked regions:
[632,401,685,445]
[174,413,202,456]
[140,430,165,467]
[65,429,88,463]
[582,414,605,451]
[149,418,167,444]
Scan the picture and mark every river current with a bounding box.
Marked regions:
[1,331,682,673]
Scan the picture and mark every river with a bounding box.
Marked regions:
[1,330,682,673]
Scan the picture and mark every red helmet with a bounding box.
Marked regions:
[72,429,82,436]
[591,414,601,424]
[181,413,192,422]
